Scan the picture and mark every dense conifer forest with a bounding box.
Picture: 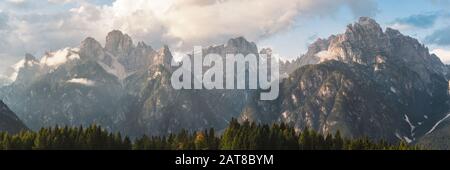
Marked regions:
[0,119,418,150]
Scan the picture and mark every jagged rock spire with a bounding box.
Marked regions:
[24,53,37,62]
[153,45,173,68]
[79,37,105,60]
[105,30,134,57]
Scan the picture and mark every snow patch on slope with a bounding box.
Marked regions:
[390,87,397,93]
[395,132,413,144]
[426,113,450,135]
[395,132,402,140]
[404,114,415,132]
[403,136,412,143]
[97,53,127,80]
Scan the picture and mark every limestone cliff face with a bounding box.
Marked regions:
[297,17,446,80]
[105,30,134,58]
[105,30,158,73]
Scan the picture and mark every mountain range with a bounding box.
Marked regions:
[0,29,257,137]
[1,17,450,149]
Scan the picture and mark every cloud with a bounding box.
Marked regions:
[40,48,80,67]
[390,12,441,30]
[346,0,379,17]
[7,0,27,6]
[2,0,39,10]
[67,0,379,50]
[47,0,114,5]
[425,26,450,45]
[48,0,73,4]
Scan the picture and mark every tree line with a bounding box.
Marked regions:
[0,124,131,150]
[0,118,418,150]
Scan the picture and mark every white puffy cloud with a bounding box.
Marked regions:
[67,0,379,50]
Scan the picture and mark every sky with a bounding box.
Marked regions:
[1,0,450,72]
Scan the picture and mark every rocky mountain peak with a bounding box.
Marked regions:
[137,41,148,49]
[306,38,331,56]
[24,53,37,62]
[81,37,101,46]
[357,17,381,29]
[345,17,383,36]
[342,17,387,53]
[135,41,155,54]
[385,27,402,37]
[200,37,259,58]
[153,45,173,68]
[260,48,273,56]
[22,53,39,69]
[105,30,134,56]
[79,37,104,60]
[225,37,258,54]
[294,17,446,80]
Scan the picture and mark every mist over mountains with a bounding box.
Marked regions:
[1,17,450,149]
